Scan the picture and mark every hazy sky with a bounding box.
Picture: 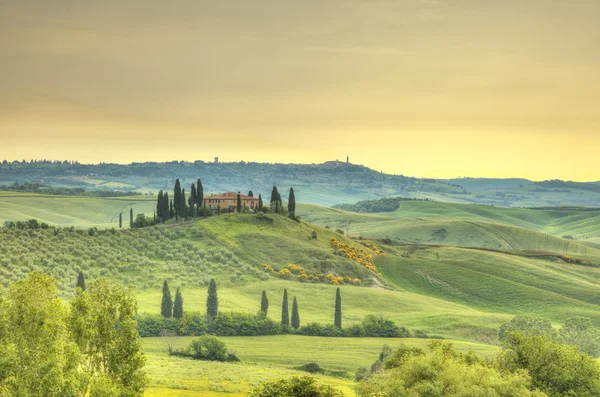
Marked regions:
[1,0,599,180]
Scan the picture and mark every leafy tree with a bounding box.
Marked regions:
[161,280,173,318]
[0,272,80,396]
[188,335,229,361]
[291,296,300,330]
[258,194,263,211]
[69,278,148,396]
[190,184,197,218]
[237,193,242,213]
[559,317,600,357]
[173,288,184,320]
[251,376,343,397]
[76,270,86,291]
[174,179,182,220]
[261,290,269,316]
[281,289,289,326]
[248,190,254,197]
[206,279,218,330]
[334,287,342,329]
[499,315,556,341]
[288,187,296,215]
[500,332,600,396]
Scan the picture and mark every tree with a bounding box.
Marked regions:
[261,290,269,316]
[207,279,218,331]
[559,316,600,357]
[161,280,173,318]
[258,194,263,211]
[251,376,343,397]
[174,179,182,220]
[169,199,174,219]
[119,212,122,229]
[156,190,164,221]
[130,208,133,229]
[181,188,187,220]
[196,178,204,217]
[499,315,556,341]
[189,335,229,361]
[190,184,197,218]
[288,187,296,215]
[69,278,148,396]
[163,192,170,221]
[76,270,86,291]
[281,289,289,326]
[334,288,342,329]
[237,193,242,213]
[270,186,280,204]
[291,296,300,330]
[248,190,254,197]
[173,288,184,319]
[0,272,80,396]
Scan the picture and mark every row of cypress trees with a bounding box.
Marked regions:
[157,178,205,222]
[161,280,184,319]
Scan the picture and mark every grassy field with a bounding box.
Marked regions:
[0,191,156,228]
[142,335,499,397]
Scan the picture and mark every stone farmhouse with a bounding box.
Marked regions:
[205,192,259,210]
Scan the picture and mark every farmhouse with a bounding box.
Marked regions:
[205,192,259,210]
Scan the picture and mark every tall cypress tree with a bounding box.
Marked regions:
[129,208,133,229]
[248,190,254,197]
[281,289,289,326]
[261,290,269,315]
[173,288,184,319]
[206,278,218,328]
[161,280,173,318]
[190,184,197,218]
[258,194,263,211]
[76,271,86,292]
[334,287,342,329]
[270,186,279,204]
[169,199,174,219]
[196,179,204,216]
[291,296,300,330]
[181,189,187,220]
[174,179,182,220]
[156,190,164,221]
[119,212,122,229]
[237,193,242,213]
[288,187,296,215]
[163,192,170,221]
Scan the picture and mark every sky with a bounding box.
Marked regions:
[1,0,599,181]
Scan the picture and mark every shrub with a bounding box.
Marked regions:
[212,312,282,336]
[295,362,323,374]
[362,315,409,337]
[311,230,318,239]
[188,335,229,361]
[298,323,344,337]
[250,376,343,397]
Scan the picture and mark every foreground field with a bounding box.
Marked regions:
[142,335,498,397]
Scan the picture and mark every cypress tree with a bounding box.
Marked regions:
[190,184,197,218]
[206,278,218,328]
[119,212,122,229]
[248,190,254,197]
[76,271,86,292]
[237,193,242,213]
[156,190,164,221]
[258,194,263,211]
[334,287,342,329]
[174,179,182,220]
[173,288,184,319]
[169,200,174,219]
[129,208,133,229]
[288,187,296,215]
[270,186,279,204]
[196,179,204,216]
[281,289,289,326]
[163,192,170,221]
[181,188,187,220]
[217,203,220,216]
[161,280,173,318]
[291,296,300,330]
[261,290,269,315]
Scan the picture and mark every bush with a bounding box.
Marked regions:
[212,312,282,336]
[250,376,343,397]
[361,315,410,337]
[311,231,318,239]
[298,323,344,337]
[295,362,323,374]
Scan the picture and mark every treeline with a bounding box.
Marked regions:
[139,282,429,339]
[0,182,141,197]
[333,197,429,213]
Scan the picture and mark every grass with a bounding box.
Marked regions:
[142,335,499,396]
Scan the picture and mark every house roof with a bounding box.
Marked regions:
[208,192,258,200]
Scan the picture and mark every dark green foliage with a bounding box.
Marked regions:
[173,288,184,319]
[173,179,182,220]
[129,208,133,229]
[181,188,187,219]
[137,312,207,337]
[361,315,411,337]
[559,316,600,357]
[187,335,229,361]
[334,287,342,329]
[499,315,557,341]
[196,178,204,216]
[500,332,600,396]
[0,182,141,197]
[291,296,300,330]
[76,271,86,291]
[251,376,344,397]
[295,363,323,374]
[212,312,282,336]
[288,187,296,215]
[298,323,344,337]
[190,184,197,217]
[169,199,174,219]
[133,213,150,228]
[206,278,218,329]
[248,190,254,197]
[161,280,173,318]
[163,192,170,220]
[237,192,242,213]
[281,289,289,326]
[258,194,263,211]
[156,190,164,221]
[333,197,403,213]
[311,230,317,239]
[261,290,269,315]
[119,212,122,228]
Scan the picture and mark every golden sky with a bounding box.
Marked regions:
[1,1,599,180]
